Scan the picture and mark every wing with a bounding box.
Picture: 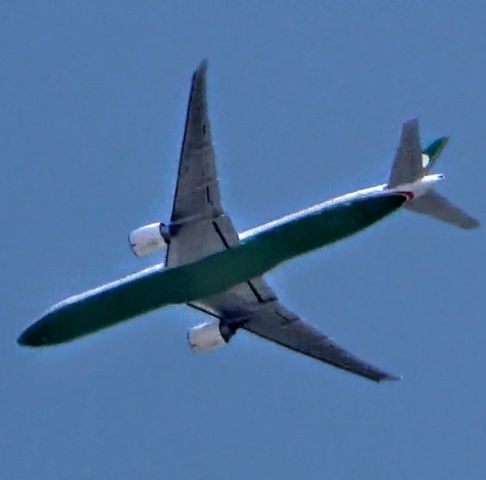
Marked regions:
[170,59,222,225]
[242,303,400,382]
[192,291,400,383]
[166,61,239,267]
[168,63,398,381]
[388,118,423,187]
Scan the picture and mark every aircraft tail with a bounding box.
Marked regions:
[388,119,479,229]
[406,190,479,229]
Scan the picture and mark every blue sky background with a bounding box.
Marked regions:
[1,3,485,479]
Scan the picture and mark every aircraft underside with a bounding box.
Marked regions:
[18,61,478,383]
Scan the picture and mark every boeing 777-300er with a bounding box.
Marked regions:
[18,61,479,382]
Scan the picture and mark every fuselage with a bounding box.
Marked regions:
[239,173,443,244]
[18,176,442,346]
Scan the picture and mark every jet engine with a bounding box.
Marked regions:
[187,321,234,353]
[128,222,170,257]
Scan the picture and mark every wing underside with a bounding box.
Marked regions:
[241,303,400,382]
[170,60,222,226]
[168,61,399,382]
[165,60,236,268]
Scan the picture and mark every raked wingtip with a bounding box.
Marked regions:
[381,373,403,383]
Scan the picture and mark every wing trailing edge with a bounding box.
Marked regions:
[242,304,401,383]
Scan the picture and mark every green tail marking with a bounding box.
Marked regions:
[422,136,449,170]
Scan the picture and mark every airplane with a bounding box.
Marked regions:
[18,60,479,382]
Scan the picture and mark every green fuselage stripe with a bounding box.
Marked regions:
[19,192,406,346]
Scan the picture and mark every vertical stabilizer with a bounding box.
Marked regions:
[389,120,480,229]
[388,119,424,188]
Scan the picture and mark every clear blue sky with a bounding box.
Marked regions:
[1,3,485,479]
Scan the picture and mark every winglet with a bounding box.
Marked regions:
[378,373,403,383]
[195,59,208,77]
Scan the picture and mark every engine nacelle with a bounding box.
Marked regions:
[187,321,233,353]
[128,222,170,257]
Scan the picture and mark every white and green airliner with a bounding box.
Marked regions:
[18,61,479,382]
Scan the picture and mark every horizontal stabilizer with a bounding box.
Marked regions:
[406,191,479,229]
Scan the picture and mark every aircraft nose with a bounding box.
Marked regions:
[17,324,50,347]
[17,329,34,346]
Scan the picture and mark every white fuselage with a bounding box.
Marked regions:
[338,173,444,203]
